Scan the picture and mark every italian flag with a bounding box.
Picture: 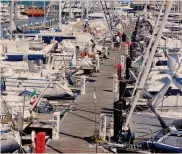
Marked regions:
[30,90,37,105]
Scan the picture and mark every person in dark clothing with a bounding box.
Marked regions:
[113,35,117,50]
[122,33,127,42]
[90,39,96,52]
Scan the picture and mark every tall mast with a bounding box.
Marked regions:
[10,0,14,40]
[59,0,62,29]
[86,0,89,19]
[43,0,46,26]
[69,0,71,21]
[81,0,84,19]
[111,1,114,30]
[124,0,174,130]
[14,2,17,27]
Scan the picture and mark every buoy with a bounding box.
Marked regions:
[36,132,46,153]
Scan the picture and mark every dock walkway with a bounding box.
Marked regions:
[46,22,134,153]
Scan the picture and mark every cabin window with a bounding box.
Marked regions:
[156,61,167,66]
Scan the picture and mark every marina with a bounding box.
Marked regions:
[0,0,182,153]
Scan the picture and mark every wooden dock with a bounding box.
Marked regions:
[45,22,135,153]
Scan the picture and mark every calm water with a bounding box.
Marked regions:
[1,1,50,7]
[0,17,54,37]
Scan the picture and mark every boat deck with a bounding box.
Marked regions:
[45,22,134,153]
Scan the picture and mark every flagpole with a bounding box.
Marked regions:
[94,89,97,153]
[20,86,26,152]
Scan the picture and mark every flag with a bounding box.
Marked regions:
[137,59,143,65]
[93,91,96,101]
[30,90,37,105]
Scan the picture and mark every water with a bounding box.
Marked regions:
[0,17,54,37]
[1,1,50,7]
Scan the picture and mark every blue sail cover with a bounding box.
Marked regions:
[6,54,45,61]
[42,36,75,44]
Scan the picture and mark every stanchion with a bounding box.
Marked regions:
[125,44,129,56]
[99,114,106,139]
[120,55,126,78]
[52,112,61,140]
[80,76,86,94]
[113,74,119,101]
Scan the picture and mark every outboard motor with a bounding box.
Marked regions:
[118,130,135,145]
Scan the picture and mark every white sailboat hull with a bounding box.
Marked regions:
[129,112,180,140]
[1,135,20,153]
[4,78,73,97]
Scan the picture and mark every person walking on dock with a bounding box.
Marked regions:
[116,35,121,51]
[113,35,117,50]
[91,39,96,52]
[122,32,127,43]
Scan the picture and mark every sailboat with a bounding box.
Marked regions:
[0,109,21,153]
[123,0,181,141]
[0,45,21,153]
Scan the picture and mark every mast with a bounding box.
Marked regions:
[124,0,174,130]
[86,0,89,19]
[10,0,14,40]
[43,0,46,26]
[81,0,84,19]
[14,2,17,27]
[59,0,62,29]
[69,0,71,21]
[100,1,111,34]
[111,1,115,30]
